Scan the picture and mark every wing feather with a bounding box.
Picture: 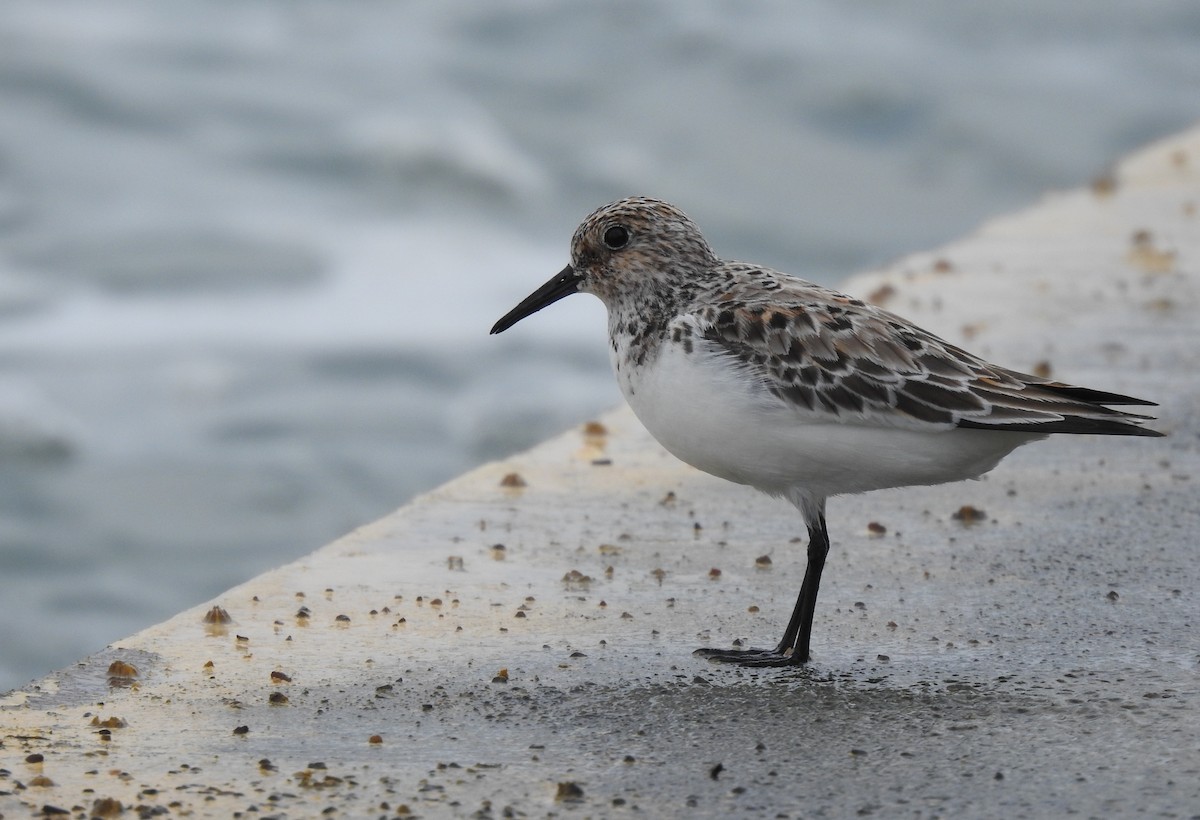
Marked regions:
[688,268,1162,437]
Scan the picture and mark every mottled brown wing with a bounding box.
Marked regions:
[691,275,1161,437]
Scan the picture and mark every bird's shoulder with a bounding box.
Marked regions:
[668,265,1041,427]
[678,262,966,382]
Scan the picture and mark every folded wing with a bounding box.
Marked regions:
[691,272,1163,438]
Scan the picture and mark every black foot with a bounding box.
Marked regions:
[693,646,807,667]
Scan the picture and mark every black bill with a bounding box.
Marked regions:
[490,264,581,334]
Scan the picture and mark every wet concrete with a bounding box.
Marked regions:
[2,128,1198,818]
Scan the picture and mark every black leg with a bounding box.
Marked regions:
[695,512,830,667]
[779,513,830,662]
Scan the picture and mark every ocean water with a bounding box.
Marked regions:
[1,1,1198,693]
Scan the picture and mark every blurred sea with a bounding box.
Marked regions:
[1,1,1198,693]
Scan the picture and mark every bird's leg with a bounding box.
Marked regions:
[695,512,830,667]
[778,513,830,662]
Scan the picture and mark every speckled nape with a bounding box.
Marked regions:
[491,195,1164,667]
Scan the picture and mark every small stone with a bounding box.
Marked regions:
[202,606,233,624]
[951,505,987,525]
[555,781,585,802]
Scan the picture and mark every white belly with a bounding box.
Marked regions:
[613,339,1040,502]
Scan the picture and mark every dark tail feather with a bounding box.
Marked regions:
[957,377,1165,437]
[957,416,1165,437]
[1039,383,1158,407]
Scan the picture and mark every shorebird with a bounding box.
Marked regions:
[491,196,1163,665]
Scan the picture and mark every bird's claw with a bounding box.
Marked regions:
[693,646,807,667]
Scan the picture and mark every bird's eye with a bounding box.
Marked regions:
[602,225,630,250]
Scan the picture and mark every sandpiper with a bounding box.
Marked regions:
[491,196,1163,666]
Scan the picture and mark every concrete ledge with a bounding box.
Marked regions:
[3,128,1198,818]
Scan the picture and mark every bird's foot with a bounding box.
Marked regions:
[693,645,806,667]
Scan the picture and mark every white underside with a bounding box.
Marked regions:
[614,339,1042,520]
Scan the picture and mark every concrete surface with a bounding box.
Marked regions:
[2,127,1199,819]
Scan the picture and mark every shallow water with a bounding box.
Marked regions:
[1,1,1198,692]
